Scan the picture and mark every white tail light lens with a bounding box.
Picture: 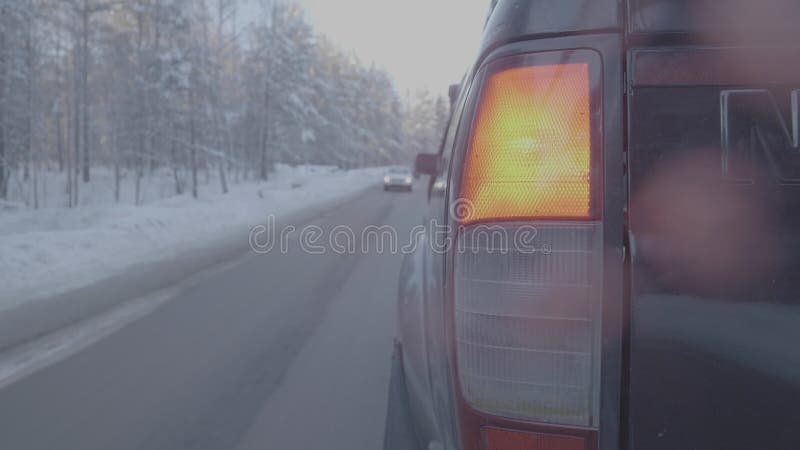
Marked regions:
[454,223,602,426]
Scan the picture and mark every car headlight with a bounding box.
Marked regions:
[405,177,413,183]
[384,176,391,183]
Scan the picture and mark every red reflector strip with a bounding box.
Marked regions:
[459,62,594,224]
[484,427,587,450]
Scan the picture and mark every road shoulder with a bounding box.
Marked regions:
[0,186,374,352]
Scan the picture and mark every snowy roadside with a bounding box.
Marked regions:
[0,165,383,313]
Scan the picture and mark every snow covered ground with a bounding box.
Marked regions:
[0,165,382,311]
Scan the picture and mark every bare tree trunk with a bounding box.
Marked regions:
[0,6,7,200]
[65,64,73,207]
[218,160,228,194]
[113,125,120,202]
[135,166,141,206]
[0,117,4,200]
[23,13,32,182]
[56,109,64,172]
[150,15,162,175]
[133,6,148,205]
[0,128,5,201]
[80,2,90,183]
[55,37,64,173]
[172,166,182,195]
[0,127,4,201]
[258,4,277,181]
[259,124,268,180]
[190,89,198,199]
[73,120,80,205]
[114,158,120,202]
[135,117,144,205]
[215,0,229,195]
[71,34,80,206]
[32,158,38,209]
[170,138,182,195]
[149,133,157,173]
[259,79,271,181]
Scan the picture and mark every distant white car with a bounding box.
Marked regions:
[383,167,413,192]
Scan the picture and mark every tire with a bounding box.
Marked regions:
[383,342,425,450]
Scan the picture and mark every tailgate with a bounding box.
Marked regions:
[626,44,800,450]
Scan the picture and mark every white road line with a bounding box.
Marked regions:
[0,287,177,390]
[0,254,249,390]
[0,191,374,390]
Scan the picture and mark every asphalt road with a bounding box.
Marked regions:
[0,183,426,450]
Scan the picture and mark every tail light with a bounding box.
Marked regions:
[450,50,602,449]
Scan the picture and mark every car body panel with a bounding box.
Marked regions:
[626,46,800,450]
[395,2,800,450]
[480,0,620,56]
[626,0,800,37]
[397,235,438,447]
[398,30,625,450]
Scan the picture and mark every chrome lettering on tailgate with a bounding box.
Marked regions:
[721,89,800,184]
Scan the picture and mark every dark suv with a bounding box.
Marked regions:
[391,1,800,450]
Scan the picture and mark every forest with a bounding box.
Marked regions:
[0,0,450,208]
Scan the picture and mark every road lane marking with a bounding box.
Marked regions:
[0,186,400,390]
[0,255,251,390]
[0,288,177,390]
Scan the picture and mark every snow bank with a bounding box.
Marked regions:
[0,165,382,310]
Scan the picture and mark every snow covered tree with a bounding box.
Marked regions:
[0,0,450,207]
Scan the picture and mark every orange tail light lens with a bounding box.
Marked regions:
[458,56,600,224]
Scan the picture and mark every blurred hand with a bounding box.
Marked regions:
[631,149,782,297]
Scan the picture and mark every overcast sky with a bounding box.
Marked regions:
[243,0,489,96]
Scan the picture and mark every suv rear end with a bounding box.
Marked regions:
[394,1,800,450]
[627,2,800,449]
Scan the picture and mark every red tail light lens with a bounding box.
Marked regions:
[451,50,603,444]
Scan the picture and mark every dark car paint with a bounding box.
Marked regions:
[626,47,800,449]
[398,66,477,450]
[478,0,619,57]
[627,0,800,36]
[395,1,800,450]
